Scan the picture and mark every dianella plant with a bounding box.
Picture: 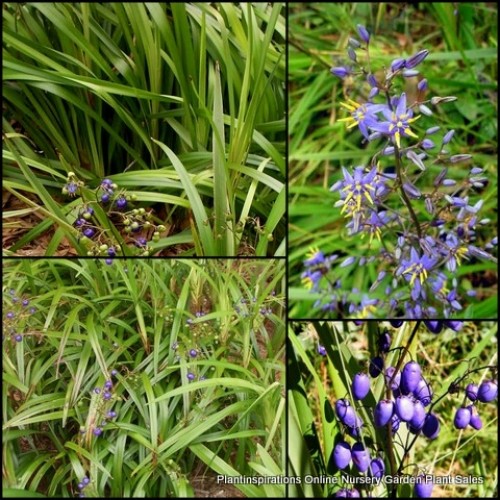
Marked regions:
[298,22,497,319]
[3,3,285,257]
[288,321,498,498]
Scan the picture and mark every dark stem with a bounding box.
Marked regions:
[394,143,423,240]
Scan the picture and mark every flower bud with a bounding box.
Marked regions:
[348,37,361,49]
[402,69,419,77]
[330,66,351,79]
[390,58,406,72]
[356,24,370,43]
[405,49,429,69]
[417,78,428,91]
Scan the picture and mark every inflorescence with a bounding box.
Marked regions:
[302,24,497,318]
[63,172,167,259]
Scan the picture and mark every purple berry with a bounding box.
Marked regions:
[107,410,117,419]
[83,228,95,238]
[469,413,483,430]
[116,197,127,209]
[395,395,415,422]
[14,334,23,342]
[352,373,370,400]
[93,427,103,436]
[408,400,426,432]
[94,387,101,394]
[378,331,391,352]
[111,369,118,376]
[424,320,443,333]
[454,407,472,429]
[374,399,394,427]
[22,299,30,307]
[104,380,113,389]
[422,412,440,439]
[189,349,198,358]
[347,489,360,498]
[369,457,385,478]
[385,366,401,391]
[477,380,497,402]
[401,361,421,394]
[413,378,433,406]
[78,483,84,490]
[369,356,384,377]
[333,441,351,469]
[390,414,401,433]
[414,475,433,498]
[351,442,370,473]
[187,372,196,381]
[333,490,349,498]
[100,193,110,203]
[444,320,463,331]
[317,344,327,356]
[82,477,90,486]
[389,320,404,328]
[103,391,112,400]
[465,383,478,401]
[6,312,15,319]
[346,416,363,438]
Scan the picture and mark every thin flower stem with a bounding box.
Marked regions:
[394,143,423,240]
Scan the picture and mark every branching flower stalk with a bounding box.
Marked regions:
[302,24,498,318]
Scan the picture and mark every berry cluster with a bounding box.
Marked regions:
[79,369,119,440]
[3,289,38,344]
[63,173,166,258]
[301,23,497,318]
[325,321,497,498]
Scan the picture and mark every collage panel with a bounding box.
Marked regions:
[3,258,285,498]
[288,321,498,498]
[288,3,497,319]
[3,2,285,258]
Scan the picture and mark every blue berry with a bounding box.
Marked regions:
[93,427,103,436]
[103,391,112,400]
[94,387,101,394]
[332,441,351,469]
[317,345,327,356]
[374,399,394,427]
[395,395,415,422]
[351,442,370,473]
[22,299,30,307]
[14,335,23,342]
[187,372,195,381]
[116,197,127,209]
[454,407,471,429]
[422,413,440,439]
[189,349,198,358]
[107,410,117,418]
[477,380,497,402]
[6,312,15,319]
[100,193,110,203]
[465,383,478,401]
[83,228,95,238]
[352,372,370,400]
[401,361,421,394]
[414,476,433,498]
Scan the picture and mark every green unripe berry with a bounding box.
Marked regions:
[111,183,118,190]
[130,194,138,201]
[131,221,139,230]
[123,218,131,225]
[157,225,166,232]
[138,208,145,215]
[62,187,69,195]
[267,233,274,241]
[132,209,139,215]
[82,212,92,220]
[99,244,109,252]
[124,226,132,233]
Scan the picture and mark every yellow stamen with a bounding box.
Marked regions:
[394,131,401,148]
[405,128,419,139]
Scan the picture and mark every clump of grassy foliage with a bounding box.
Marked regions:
[3,258,285,498]
[3,3,285,256]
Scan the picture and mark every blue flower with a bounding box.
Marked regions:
[366,93,420,148]
[398,248,436,300]
[337,99,387,139]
